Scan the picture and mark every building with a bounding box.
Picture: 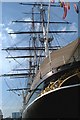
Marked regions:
[12,112,22,118]
[0,109,3,120]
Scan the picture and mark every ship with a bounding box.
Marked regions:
[1,1,80,119]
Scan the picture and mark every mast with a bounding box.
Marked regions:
[1,2,78,103]
[1,2,77,79]
[45,0,51,57]
[32,6,37,73]
[40,3,49,57]
[2,2,77,78]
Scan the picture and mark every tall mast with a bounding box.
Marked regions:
[45,0,51,57]
[32,6,37,73]
[1,2,77,83]
[40,3,48,57]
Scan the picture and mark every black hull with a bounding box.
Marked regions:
[22,84,80,118]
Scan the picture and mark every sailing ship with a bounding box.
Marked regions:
[1,1,80,119]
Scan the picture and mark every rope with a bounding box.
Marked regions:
[4,78,21,96]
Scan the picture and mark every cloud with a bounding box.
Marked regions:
[23,17,40,31]
[61,26,67,31]
[58,22,77,34]
[0,23,5,28]
[69,22,78,31]
[23,17,32,30]
[35,23,40,31]
[0,32,2,38]
[8,21,13,26]
[0,23,6,41]
[0,23,16,41]
[0,24,18,74]
[0,32,2,48]
[0,32,6,41]
[5,27,17,39]
[23,17,31,21]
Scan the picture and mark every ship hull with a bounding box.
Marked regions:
[22,84,80,118]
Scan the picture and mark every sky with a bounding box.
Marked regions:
[0,1,79,118]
